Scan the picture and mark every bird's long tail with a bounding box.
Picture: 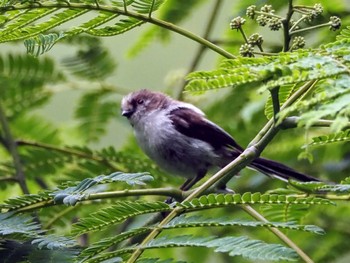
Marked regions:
[250,157,319,182]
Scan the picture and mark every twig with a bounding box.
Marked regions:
[0,101,29,194]
[282,0,294,51]
[242,205,314,263]
[11,187,183,213]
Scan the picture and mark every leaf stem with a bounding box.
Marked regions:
[10,187,183,213]
[290,22,332,35]
[242,205,314,263]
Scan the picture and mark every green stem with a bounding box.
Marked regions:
[281,117,350,130]
[242,205,314,263]
[11,187,183,213]
[254,10,283,20]
[289,15,307,33]
[0,2,235,59]
[0,102,29,194]
[239,27,248,44]
[290,22,332,35]
[248,80,317,147]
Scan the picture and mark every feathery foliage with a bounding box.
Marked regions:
[0,1,349,263]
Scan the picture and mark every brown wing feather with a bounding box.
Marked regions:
[169,108,244,152]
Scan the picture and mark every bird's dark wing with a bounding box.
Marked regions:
[169,107,244,152]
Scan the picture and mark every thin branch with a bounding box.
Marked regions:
[248,79,317,147]
[242,205,314,263]
[289,15,307,33]
[290,22,332,35]
[0,2,235,60]
[11,187,183,213]
[0,101,29,194]
[282,0,294,52]
[281,117,350,130]
[176,0,224,99]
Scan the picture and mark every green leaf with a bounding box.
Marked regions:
[78,228,150,261]
[72,201,171,235]
[31,234,77,250]
[62,47,116,80]
[98,235,298,262]
[308,129,350,147]
[0,8,57,40]
[177,193,332,210]
[165,215,325,234]
[278,74,350,132]
[260,204,311,223]
[0,212,43,238]
[0,9,89,43]
[53,172,153,205]
[24,32,65,56]
[0,191,52,212]
[88,17,144,37]
[74,89,118,142]
[148,235,298,261]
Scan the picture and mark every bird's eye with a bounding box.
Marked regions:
[137,99,144,104]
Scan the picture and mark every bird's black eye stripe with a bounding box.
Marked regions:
[137,99,144,104]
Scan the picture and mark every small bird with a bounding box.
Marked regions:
[121,89,318,191]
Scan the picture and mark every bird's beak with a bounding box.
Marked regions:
[122,109,134,118]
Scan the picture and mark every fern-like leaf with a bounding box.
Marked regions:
[0,212,43,238]
[177,193,333,210]
[78,214,324,261]
[87,17,144,37]
[72,201,170,235]
[308,129,350,147]
[77,228,150,261]
[92,235,298,262]
[278,74,350,130]
[147,235,298,261]
[0,53,64,119]
[0,8,89,43]
[24,32,65,56]
[74,89,118,142]
[31,234,77,250]
[0,191,52,212]
[290,180,350,194]
[165,214,324,234]
[53,172,153,205]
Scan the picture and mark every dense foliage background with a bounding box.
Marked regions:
[0,0,350,262]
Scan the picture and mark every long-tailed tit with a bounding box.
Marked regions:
[121,89,318,191]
